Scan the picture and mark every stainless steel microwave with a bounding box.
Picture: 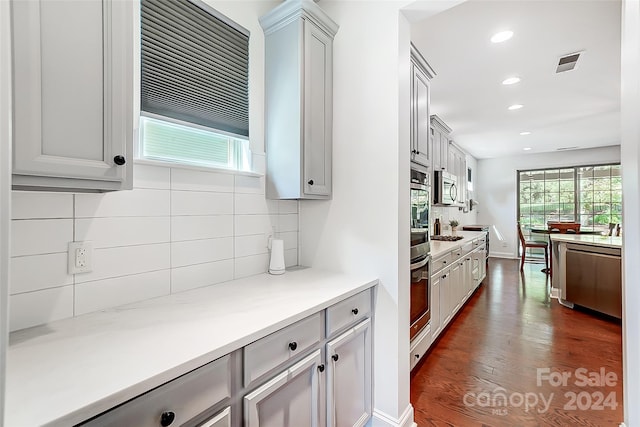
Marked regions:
[434,170,457,205]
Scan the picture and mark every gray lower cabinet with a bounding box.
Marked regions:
[244,350,323,427]
[11,0,134,192]
[260,0,338,200]
[200,407,232,427]
[326,318,372,427]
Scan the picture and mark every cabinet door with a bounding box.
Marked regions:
[244,350,322,427]
[11,0,133,191]
[439,135,449,171]
[430,274,441,339]
[326,318,372,427]
[431,128,441,171]
[440,269,451,327]
[411,63,431,169]
[450,262,462,315]
[200,407,231,427]
[303,20,332,197]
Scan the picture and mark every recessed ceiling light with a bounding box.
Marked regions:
[523,147,532,151]
[491,30,513,43]
[520,131,531,135]
[508,104,523,110]
[502,77,521,85]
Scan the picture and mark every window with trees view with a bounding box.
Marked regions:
[518,164,622,240]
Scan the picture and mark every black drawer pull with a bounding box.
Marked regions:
[318,364,325,372]
[352,308,359,315]
[332,354,339,362]
[113,155,126,166]
[160,411,175,426]
[288,342,298,351]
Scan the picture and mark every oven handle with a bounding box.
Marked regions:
[410,256,430,270]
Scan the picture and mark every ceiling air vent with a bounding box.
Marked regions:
[556,52,582,73]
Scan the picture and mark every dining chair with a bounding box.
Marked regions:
[517,222,549,272]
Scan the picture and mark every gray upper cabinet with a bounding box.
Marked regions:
[261,0,338,199]
[11,0,134,192]
[430,115,451,172]
[410,45,435,172]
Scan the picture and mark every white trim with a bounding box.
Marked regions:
[133,158,263,178]
[371,404,414,427]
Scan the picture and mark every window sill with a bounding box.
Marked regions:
[134,158,264,178]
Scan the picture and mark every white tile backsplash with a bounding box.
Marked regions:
[75,189,170,218]
[9,286,74,331]
[9,164,298,332]
[171,237,233,268]
[171,191,234,216]
[10,253,72,294]
[11,191,73,219]
[11,219,73,257]
[75,217,170,248]
[171,260,234,293]
[75,270,171,315]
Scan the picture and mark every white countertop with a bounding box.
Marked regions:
[6,268,377,427]
[550,233,622,249]
[430,230,487,258]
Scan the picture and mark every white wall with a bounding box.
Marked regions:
[475,146,621,258]
[299,2,414,425]
[0,0,12,420]
[621,0,640,424]
[7,0,294,333]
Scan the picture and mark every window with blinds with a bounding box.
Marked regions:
[139,0,250,170]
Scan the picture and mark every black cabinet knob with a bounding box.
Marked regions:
[352,308,359,315]
[308,179,314,185]
[288,342,298,351]
[443,260,447,264]
[318,364,325,372]
[332,354,339,362]
[411,149,417,154]
[113,155,126,166]
[415,354,420,359]
[160,411,176,426]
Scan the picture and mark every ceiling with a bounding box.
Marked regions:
[409,0,622,160]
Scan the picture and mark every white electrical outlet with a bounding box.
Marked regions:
[68,241,93,274]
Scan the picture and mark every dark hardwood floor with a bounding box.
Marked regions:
[411,258,623,426]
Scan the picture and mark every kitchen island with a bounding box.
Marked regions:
[550,234,622,318]
[5,268,377,426]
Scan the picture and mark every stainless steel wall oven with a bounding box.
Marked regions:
[410,169,430,340]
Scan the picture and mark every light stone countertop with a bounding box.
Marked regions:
[6,268,378,427]
[550,233,622,249]
[429,230,487,258]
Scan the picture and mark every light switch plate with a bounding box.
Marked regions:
[68,241,93,274]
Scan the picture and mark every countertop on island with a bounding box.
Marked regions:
[430,230,487,258]
[6,268,378,427]
[550,233,622,249]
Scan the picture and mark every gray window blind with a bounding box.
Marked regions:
[141,0,249,137]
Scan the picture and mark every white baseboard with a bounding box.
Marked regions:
[370,404,414,427]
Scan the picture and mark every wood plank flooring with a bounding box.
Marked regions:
[410,258,623,426]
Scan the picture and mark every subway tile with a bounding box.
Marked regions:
[75,270,171,315]
[235,234,269,258]
[235,193,269,215]
[171,169,234,192]
[284,248,298,268]
[277,214,298,232]
[266,199,279,214]
[171,191,233,216]
[75,189,170,218]
[278,200,299,214]
[11,219,73,257]
[234,253,269,279]
[234,175,264,194]
[277,231,298,251]
[171,215,233,242]
[9,286,74,332]
[10,253,72,294]
[171,260,234,293]
[75,217,170,248]
[74,243,171,284]
[235,215,275,236]
[133,164,171,189]
[171,237,233,268]
[11,191,73,219]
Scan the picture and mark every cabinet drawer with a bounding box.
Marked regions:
[244,312,322,387]
[80,355,231,426]
[461,242,473,256]
[326,288,371,337]
[410,326,431,371]
[432,253,452,273]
